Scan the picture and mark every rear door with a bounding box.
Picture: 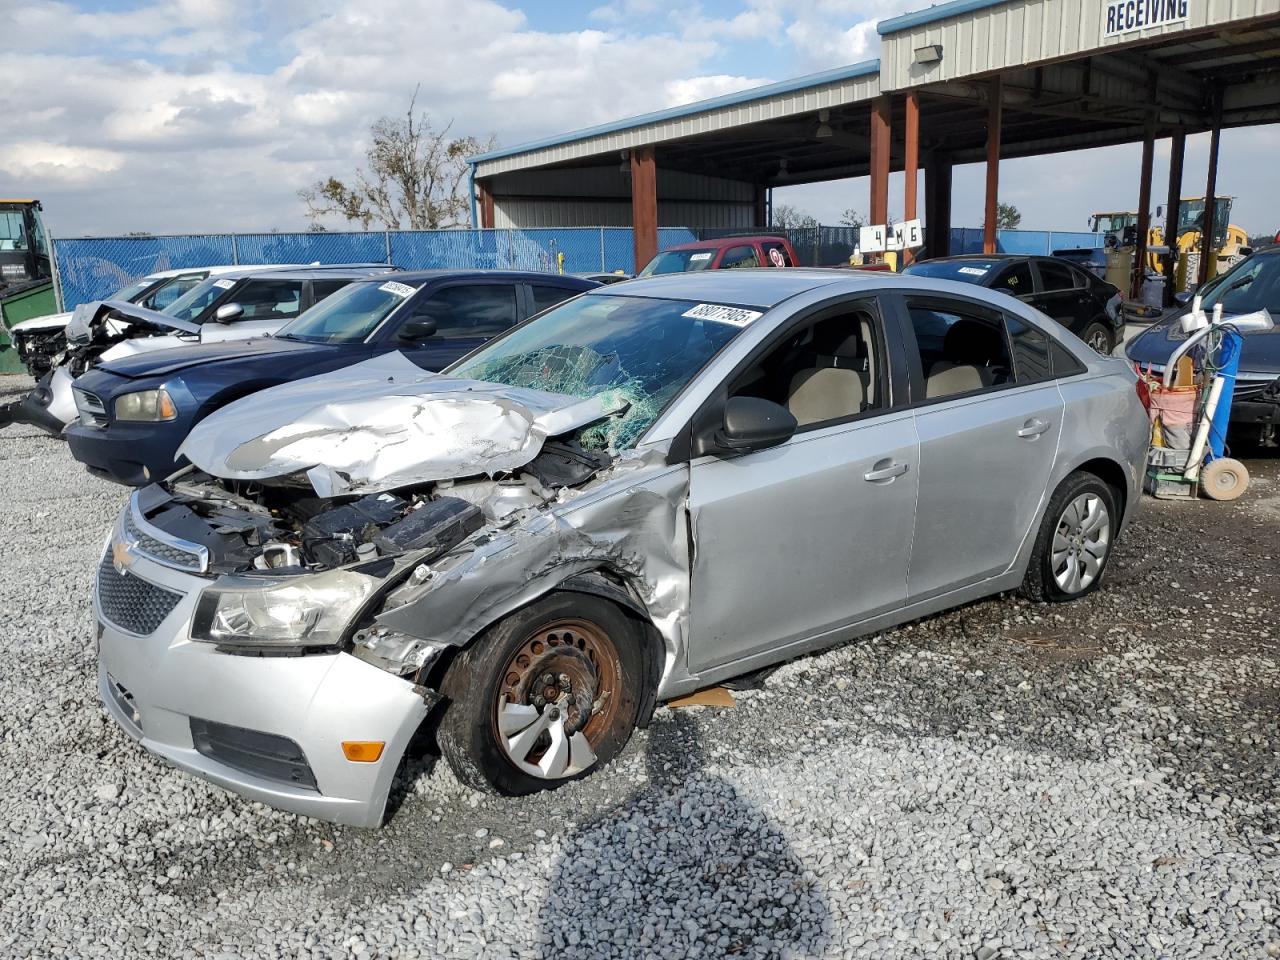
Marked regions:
[384,279,521,371]
[1029,259,1090,336]
[896,293,1064,600]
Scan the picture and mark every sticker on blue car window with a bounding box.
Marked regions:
[379,281,417,298]
[682,303,763,326]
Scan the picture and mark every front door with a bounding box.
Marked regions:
[686,297,918,675]
[899,295,1064,599]
[388,280,521,371]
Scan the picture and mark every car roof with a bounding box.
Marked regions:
[660,236,789,252]
[592,268,863,308]
[342,269,599,286]
[216,264,395,281]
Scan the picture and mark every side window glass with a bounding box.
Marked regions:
[1037,260,1078,293]
[231,280,305,321]
[530,284,577,315]
[311,279,350,301]
[762,242,793,268]
[993,262,1033,295]
[413,284,518,339]
[720,245,760,269]
[1005,315,1053,384]
[908,301,1013,400]
[730,305,881,429]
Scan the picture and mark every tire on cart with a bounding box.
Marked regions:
[1200,457,1249,501]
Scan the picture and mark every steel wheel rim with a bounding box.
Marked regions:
[493,618,622,780]
[1051,493,1110,593]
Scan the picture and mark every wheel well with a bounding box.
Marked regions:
[1073,457,1128,516]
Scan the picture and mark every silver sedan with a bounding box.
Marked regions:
[94,270,1150,826]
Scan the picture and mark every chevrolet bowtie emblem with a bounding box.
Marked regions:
[111,539,133,576]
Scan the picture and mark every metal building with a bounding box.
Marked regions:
[470,0,1280,291]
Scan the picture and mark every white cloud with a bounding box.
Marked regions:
[664,74,771,107]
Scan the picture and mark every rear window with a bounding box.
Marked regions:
[903,260,1000,285]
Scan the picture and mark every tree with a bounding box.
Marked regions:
[771,204,819,230]
[988,202,1022,231]
[840,209,865,229]
[300,89,496,231]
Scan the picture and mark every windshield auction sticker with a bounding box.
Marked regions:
[683,303,764,327]
[958,267,990,277]
[212,278,236,289]
[379,280,417,298]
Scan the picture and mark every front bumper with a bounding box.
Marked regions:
[94,537,433,828]
[6,369,74,437]
[66,419,184,486]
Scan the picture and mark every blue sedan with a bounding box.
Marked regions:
[66,270,597,485]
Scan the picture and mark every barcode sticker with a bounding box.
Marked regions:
[213,278,236,289]
[379,280,417,298]
[958,267,989,277]
[682,303,763,326]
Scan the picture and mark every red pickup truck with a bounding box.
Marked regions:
[637,235,799,275]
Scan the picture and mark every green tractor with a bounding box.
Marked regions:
[0,199,57,375]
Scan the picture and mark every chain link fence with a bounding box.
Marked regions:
[51,227,699,309]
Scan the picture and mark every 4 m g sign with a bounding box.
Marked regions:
[1105,0,1190,37]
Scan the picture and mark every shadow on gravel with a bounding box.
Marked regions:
[536,712,830,960]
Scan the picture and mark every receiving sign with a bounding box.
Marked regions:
[1104,0,1188,37]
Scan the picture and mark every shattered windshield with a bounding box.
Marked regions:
[277,281,415,343]
[451,294,750,450]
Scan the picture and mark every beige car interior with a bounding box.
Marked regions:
[786,312,877,426]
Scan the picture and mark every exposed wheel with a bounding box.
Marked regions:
[438,592,647,795]
[1019,471,1117,603]
[1081,322,1114,355]
[1201,457,1249,501]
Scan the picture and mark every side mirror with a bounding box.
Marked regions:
[214,303,243,324]
[1174,291,1193,306]
[398,317,438,341]
[713,397,797,453]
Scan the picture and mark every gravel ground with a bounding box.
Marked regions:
[1,372,1277,959]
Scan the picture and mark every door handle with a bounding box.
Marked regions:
[1017,418,1051,439]
[864,459,909,483]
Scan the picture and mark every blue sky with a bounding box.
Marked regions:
[2,0,1277,237]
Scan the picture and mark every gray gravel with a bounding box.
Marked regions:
[1,372,1278,959]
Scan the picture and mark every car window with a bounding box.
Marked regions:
[228,279,305,321]
[412,283,518,339]
[907,300,1013,400]
[637,249,717,276]
[530,284,580,315]
[163,277,230,321]
[762,242,794,268]
[903,259,1000,284]
[1005,315,1053,384]
[730,303,882,429]
[1037,260,1079,293]
[311,279,351,301]
[720,245,761,269]
[993,262,1033,296]
[277,281,414,343]
[141,275,203,311]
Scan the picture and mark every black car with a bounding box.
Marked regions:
[66,270,597,485]
[1127,246,1280,443]
[904,255,1124,353]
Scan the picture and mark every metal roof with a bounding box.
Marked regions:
[877,0,1012,35]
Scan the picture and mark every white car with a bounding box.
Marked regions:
[7,265,289,377]
[6,264,393,435]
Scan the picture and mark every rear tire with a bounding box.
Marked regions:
[1081,322,1114,355]
[1019,471,1118,603]
[438,593,647,795]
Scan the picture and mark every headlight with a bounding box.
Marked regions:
[191,569,377,649]
[115,388,177,422]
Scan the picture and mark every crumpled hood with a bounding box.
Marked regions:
[66,299,201,343]
[177,352,629,497]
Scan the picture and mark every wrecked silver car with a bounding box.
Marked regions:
[94,270,1150,826]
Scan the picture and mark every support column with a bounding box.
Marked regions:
[630,147,658,271]
[1163,133,1185,307]
[1133,121,1155,301]
[984,76,1003,255]
[1198,89,1224,288]
[477,181,495,229]
[869,96,892,236]
[753,184,768,229]
[925,150,953,259]
[903,91,921,265]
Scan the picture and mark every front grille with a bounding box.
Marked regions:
[96,554,183,636]
[105,674,143,735]
[74,388,108,429]
[189,718,318,791]
[125,511,205,572]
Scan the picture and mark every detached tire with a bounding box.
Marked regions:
[438,592,647,795]
[1081,322,1115,355]
[1020,471,1118,603]
[1201,457,1249,501]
